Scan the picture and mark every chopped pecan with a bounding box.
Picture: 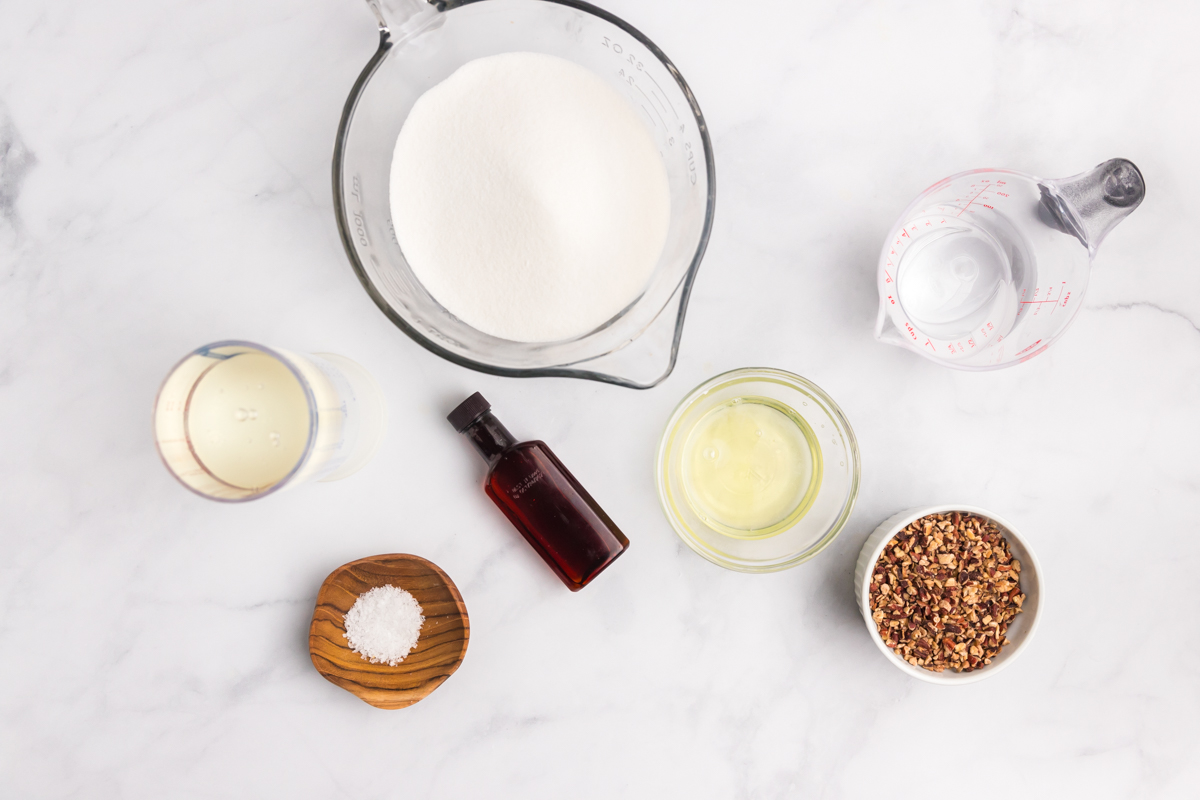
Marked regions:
[868,512,1025,673]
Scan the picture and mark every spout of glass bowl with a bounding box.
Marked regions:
[874,289,913,350]
[558,268,699,389]
[365,0,444,36]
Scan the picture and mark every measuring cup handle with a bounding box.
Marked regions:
[1040,159,1145,255]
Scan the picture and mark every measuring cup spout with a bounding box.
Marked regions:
[1038,158,1145,256]
[874,302,910,349]
[365,0,443,34]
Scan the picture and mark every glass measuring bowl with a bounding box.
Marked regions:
[875,159,1145,369]
[335,0,716,389]
[656,369,861,573]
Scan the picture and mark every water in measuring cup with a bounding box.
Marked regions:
[894,209,1033,343]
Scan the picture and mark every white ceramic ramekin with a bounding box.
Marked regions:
[854,505,1043,684]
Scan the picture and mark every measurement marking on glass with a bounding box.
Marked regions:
[1051,282,1067,314]
[956,181,1003,217]
[636,84,667,129]
[644,72,678,119]
[641,78,670,118]
[604,34,679,122]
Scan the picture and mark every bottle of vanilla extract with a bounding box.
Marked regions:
[448,392,629,591]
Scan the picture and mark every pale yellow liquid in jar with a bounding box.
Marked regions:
[681,398,822,536]
[185,352,311,490]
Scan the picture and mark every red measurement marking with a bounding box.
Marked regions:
[919,176,954,195]
[956,183,994,217]
[1023,283,1068,308]
[1020,345,1048,363]
[884,270,893,284]
[1051,282,1066,315]
[925,339,935,351]
[1016,339,1043,356]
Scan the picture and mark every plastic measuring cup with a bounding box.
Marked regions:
[153,341,387,501]
[334,0,715,388]
[875,159,1145,369]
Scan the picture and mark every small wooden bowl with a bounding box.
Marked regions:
[309,554,469,709]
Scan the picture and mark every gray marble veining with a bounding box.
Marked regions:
[0,104,35,225]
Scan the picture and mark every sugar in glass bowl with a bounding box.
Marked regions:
[334,0,716,388]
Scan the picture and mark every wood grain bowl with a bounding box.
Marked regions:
[309,554,469,709]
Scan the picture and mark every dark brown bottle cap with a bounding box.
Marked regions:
[447,392,491,432]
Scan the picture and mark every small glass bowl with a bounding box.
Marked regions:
[656,368,861,572]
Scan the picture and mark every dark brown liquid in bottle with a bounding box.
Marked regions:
[452,395,628,591]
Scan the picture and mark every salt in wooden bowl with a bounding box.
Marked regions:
[309,554,469,709]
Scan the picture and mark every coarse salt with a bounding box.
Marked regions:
[343,585,425,666]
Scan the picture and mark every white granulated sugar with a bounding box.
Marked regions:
[390,51,671,343]
[343,585,425,667]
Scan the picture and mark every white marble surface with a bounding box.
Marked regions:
[2,0,1198,796]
